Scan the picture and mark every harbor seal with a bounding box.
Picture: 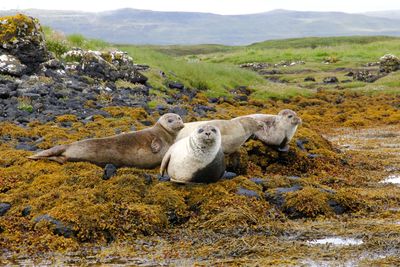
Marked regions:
[28,113,184,168]
[160,124,225,184]
[239,109,302,152]
[175,117,264,154]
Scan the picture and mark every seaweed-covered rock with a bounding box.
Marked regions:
[0,54,27,76]
[0,14,50,73]
[63,48,147,84]
[379,54,400,73]
[33,214,75,238]
[353,70,382,83]
[323,76,339,84]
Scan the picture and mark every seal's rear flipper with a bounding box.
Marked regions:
[278,145,290,152]
[28,145,68,163]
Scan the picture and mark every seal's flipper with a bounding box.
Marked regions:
[160,149,171,176]
[151,137,162,153]
[278,144,290,152]
[28,145,68,162]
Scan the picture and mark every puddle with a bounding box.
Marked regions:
[307,237,363,246]
[380,175,400,185]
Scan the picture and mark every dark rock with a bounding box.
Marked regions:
[168,106,188,118]
[22,206,32,216]
[158,174,170,182]
[304,76,316,82]
[307,153,320,159]
[237,187,260,199]
[353,70,382,83]
[323,77,339,84]
[143,174,153,185]
[0,86,11,99]
[0,203,11,216]
[266,185,302,207]
[168,81,185,90]
[296,139,308,151]
[345,71,354,77]
[328,200,346,215]
[33,214,75,238]
[231,86,252,96]
[103,164,117,180]
[234,95,248,102]
[141,120,153,126]
[15,143,37,151]
[249,177,265,185]
[222,171,237,180]
[208,97,219,103]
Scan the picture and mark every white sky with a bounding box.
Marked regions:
[1,0,400,14]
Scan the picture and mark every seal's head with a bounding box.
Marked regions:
[278,109,302,126]
[192,124,221,147]
[158,113,184,133]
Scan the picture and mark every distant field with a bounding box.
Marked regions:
[44,30,400,99]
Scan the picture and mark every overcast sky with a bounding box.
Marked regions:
[1,0,400,14]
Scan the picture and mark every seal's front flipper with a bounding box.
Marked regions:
[151,137,162,153]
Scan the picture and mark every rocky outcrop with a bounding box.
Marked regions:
[0,14,50,74]
[379,54,400,73]
[63,48,147,84]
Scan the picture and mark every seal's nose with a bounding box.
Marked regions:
[205,132,211,136]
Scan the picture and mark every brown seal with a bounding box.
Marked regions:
[240,109,302,151]
[175,117,263,154]
[28,113,184,168]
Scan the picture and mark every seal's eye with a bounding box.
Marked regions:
[288,115,293,118]
[168,119,173,123]
[198,128,204,134]
[211,128,217,133]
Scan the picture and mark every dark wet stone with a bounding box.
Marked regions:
[33,214,75,238]
[296,139,308,151]
[304,76,316,82]
[168,106,188,118]
[222,171,237,180]
[208,97,219,103]
[22,206,32,217]
[168,81,185,90]
[0,203,11,216]
[237,187,260,199]
[103,164,117,180]
[250,177,265,185]
[307,153,320,159]
[15,143,37,151]
[158,174,170,182]
[60,121,73,128]
[266,185,302,207]
[141,120,153,126]
[0,87,11,99]
[143,174,153,185]
[328,200,346,214]
[234,94,248,102]
[323,77,339,84]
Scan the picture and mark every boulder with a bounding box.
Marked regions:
[0,54,27,76]
[379,54,400,73]
[0,14,50,73]
[63,48,147,84]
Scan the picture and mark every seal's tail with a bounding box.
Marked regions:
[28,145,68,164]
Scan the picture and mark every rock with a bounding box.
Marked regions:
[0,14,50,74]
[168,106,188,118]
[62,48,147,83]
[249,177,265,185]
[265,185,302,207]
[237,187,260,199]
[0,203,11,216]
[15,143,37,151]
[168,81,185,90]
[33,214,74,238]
[328,200,346,214]
[307,153,320,159]
[323,77,339,84]
[287,176,301,180]
[22,206,32,216]
[0,54,27,76]
[103,164,117,180]
[157,174,170,182]
[353,70,382,83]
[222,171,237,180]
[379,54,400,73]
[143,174,153,185]
[304,76,316,82]
[296,139,308,151]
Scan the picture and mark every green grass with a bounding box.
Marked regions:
[41,28,400,100]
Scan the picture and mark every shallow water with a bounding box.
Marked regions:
[307,237,363,246]
[380,175,400,185]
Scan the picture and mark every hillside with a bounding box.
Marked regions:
[1,9,400,45]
